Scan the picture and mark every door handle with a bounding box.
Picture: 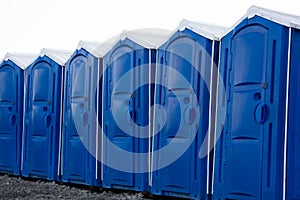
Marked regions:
[184,107,197,125]
[129,110,136,122]
[10,114,16,126]
[255,104,268,124]
[81,111,88,125]
[125,108,136,124]
[129,95,135,123]
[25,114,30,125]
[44,114,51,127]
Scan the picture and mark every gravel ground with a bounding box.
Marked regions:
[0,174,154,200]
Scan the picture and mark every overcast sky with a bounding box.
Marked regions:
[0,0,299,59]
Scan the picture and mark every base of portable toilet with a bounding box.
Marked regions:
[0,53,37,175]
[286,28,300,200]
[102,29,171,192]
[0,54,36,176]
[0,60,23,176]
[102,47,152,192]
[213,6,300,200]
[62,42,103,187]
[150,21,225,200]
[22,49,71,181]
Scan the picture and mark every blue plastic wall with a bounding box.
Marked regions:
[22,56,63,180]
[213,16,290,199]
[102,39,153,191]
[150,29,218,199]
[0,60,24,176]
[286,28,300,200]
[62,48,100,186]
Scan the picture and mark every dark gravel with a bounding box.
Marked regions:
[0,174,152,200]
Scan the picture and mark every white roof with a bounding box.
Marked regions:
[95,28,172,57]
[223,5,300,37]
[247,6,300,29]
[178,19,228,40]
[40,48,73,66]
[119,28,172,49]
[77,40,116,58]
[3,53,38,70]
[77,28,171,58]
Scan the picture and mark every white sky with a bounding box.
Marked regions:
[0,0,299,59]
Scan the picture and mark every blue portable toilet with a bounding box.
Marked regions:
[62,41,111,186]
[0,53,37,176]
[286,19,300,200]
[150,20,226,199]
[213,6,300,200]
[22,49,72,180]
[102,29,171,191]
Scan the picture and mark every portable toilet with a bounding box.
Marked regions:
[212,6,300,200]
[62,41,111,186]
[150,20,226,199]
[22,49,72,180]
[286,22,300,200]
[102,29,171,191]
[0,53,37,176]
